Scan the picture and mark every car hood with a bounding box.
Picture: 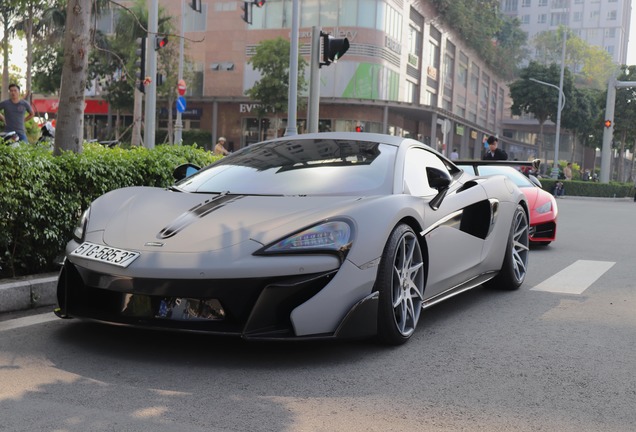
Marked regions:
[92,187,362,253]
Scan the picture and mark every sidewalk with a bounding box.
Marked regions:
[0,272,59,314]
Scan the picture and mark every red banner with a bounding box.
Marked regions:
[32,99,109,115]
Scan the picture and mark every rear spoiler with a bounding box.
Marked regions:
[455,159,541,170]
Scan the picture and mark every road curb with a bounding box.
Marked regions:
[0,272,59,313]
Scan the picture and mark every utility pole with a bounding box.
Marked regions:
[174,0,186,144]
[552,29,567,179]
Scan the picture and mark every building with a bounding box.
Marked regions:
[102,0,537,160]
[500,0,632,65]
[499,0,633,171]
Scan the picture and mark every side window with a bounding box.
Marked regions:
[403,148,452,196]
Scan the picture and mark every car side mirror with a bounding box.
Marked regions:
[427,167,452,191]
[427,167,452,210]
[173,163,201,181]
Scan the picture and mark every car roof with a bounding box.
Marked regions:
[262,132,412,148]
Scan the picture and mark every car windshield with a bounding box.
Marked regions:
[477,165,536,188]
[176,138,397,196]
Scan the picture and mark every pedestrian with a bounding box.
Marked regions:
[214,136,230,156]
[552,181,565,198]
[0,83,34,143]
[564,162,572,180]
[450,148,459,160]
[482,136,508,160]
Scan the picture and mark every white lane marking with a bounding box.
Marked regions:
[0,312,58,332]
[531,260,615,294]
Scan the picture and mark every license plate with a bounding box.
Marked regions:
[71,242,140,268]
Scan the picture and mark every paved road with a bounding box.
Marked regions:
[1,198,635,432]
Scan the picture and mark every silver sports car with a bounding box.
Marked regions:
[56,132,529,345]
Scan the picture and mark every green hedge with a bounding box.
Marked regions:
[155,130,213,149]
[540,178,635,198]
[0,143,217,278]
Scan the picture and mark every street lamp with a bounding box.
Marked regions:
[529,77,565,178]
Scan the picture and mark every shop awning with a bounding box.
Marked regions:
[32,98,109,115]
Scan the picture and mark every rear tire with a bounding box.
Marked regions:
[486,205,529,290]
[376,224,425,345]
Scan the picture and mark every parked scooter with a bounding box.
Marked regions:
[0,130,20,147]
[36,121,55,150]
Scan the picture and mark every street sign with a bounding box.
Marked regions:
[441,119,451,134]
[177,79,187,96]
[176,96,187,113]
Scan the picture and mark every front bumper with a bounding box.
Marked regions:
[56,259,378,340]
[528,220,557,243]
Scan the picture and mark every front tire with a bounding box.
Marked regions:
[376,224,425,345]
[487,205,529,290]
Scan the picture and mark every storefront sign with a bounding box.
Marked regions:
[160,108,202,118]
[32,99,109,115]
[297,28,357,41]
[240,103,275,113]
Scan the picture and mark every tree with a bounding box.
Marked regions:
[0,0,21,100]
[54,0,91,154]
[532,27,614,90]
[12,0,50,100]
[560,86,602,164]
[429,0,527,79]
[613,65,636,181]
[509,61,573,162]
[30,1,67,95]
[245,37,307,138]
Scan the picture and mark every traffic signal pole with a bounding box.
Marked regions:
[307,27,321,133]
[284,0,299,136]
[601,76,636,183]
[144,0,159,149]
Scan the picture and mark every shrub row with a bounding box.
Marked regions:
[0,143,217,278]
[539,178,635,198]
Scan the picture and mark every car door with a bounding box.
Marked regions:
[403,147,489,298]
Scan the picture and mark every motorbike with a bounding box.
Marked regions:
[0,130,20,147]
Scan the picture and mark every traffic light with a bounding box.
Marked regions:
[190,0,201,12]
[241,1,265,24]
[240,1,251,24]
[355,125,363,132]
[135,37,146,93]
[156,73,164,86]
[155,36,169,51]
[320,31,349,67]
[604,119,612,128]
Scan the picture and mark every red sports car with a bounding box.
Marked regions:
[458,162,557,245]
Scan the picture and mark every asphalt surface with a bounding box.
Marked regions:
[1,196,632,317]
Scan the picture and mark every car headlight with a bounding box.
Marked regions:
[258,220,354,258]
[535,201,552,214]
[73,208,91,242]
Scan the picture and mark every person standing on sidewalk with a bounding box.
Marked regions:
[482,136,508,160]
[0,83,34,143]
